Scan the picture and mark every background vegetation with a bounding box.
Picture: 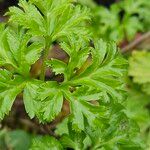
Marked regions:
[0,0,150,149]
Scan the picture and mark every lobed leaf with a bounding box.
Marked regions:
[7,0,91,41]
[30,136,63,150]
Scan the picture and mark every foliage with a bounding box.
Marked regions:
[30,136,63,150]
[0,129,31,150]
[78,0,96,8]
[79,0,150,43]
[129,51,150,95]
[125,51,150,149]
[0,0,146,149]
[125,88,150,149]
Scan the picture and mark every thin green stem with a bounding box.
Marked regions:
[40,38,51,81]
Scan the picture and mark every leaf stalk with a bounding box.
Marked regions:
[40,37,51,81]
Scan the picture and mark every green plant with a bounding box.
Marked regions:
[125,88,150,149]
[0,129,31,150]
[82,0,150,43]
[125,51,150,149]
[0,0,143,149]
[129,51,150,95]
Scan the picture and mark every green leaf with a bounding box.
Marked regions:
[70,39,127,102]
[0,25,43,76]
[0,1,144,148]
[129,51,150,84]
[63,90,107,131]
[129,51,150,96]
[124,16,142,41]
[142,83,150,95]
[36,82,64,122]
[78,0,96,8]
[87,0,148,42]
[0,69,25,120]
[60,37,91,80]
[6,130,32,150]
[125,88,150,126]
[0,129,31,150]
[46,58,67,76]
[85,112,142,149]
[125,86,150,149]
[60,131,86,150]
[55,118,69,136]
[0,25,17,68]
[25,41,43,65]
[30,136,63,150]
[44,39,127,131]
[23,81,41,118]
[7,0,91,41]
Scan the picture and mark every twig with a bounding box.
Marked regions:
[20,118,57,137]
[122,31,150,53]
[20,119,41,132]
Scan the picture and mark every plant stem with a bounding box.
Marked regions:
[122,31,150,53]
[40,38,51,81]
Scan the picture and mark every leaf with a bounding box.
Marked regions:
[0,25,43,76]
[0,25,17,68]
[0,129,31,150]
[70,39,127,102]
[25,42,43,65]
[124,16,143,41]
[44,39,127,131]
[87,0,148,42]
[57,109,142,149]
[0,2,144,148]
[7,0,46,36]
[60,131,86,150]
[63,90,107,131]
[73,86,103,102]
[23,81,41,118]
[6,130,32,150]
[60,37,91,80]
[142,83,150,95]
[129,51,150,84]
[7,0,91,41]
[30,136,63,150]
[85,112,142,149]
[0,69,25,120]
[0,70,42,120]
[46,59,67,76]
[78,0,96,8]
[70,98,97,131]
[36,82,64,122]
[55,118,69,136]
[125,88,150,126]
[125,86,150,149]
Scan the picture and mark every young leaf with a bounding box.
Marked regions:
[47,39,127,131]
[0,25,43,76]
[30,136,63,150]
[60,130,86,149]
[129,51,150,84]
[36,82,64,122]
[63,91,97,131]
[68,39,127,102]
[46,59,67,76]
[0,69,25,120]
[129,51,150,96]
[23,81,41,119]
[7,0,91,41]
